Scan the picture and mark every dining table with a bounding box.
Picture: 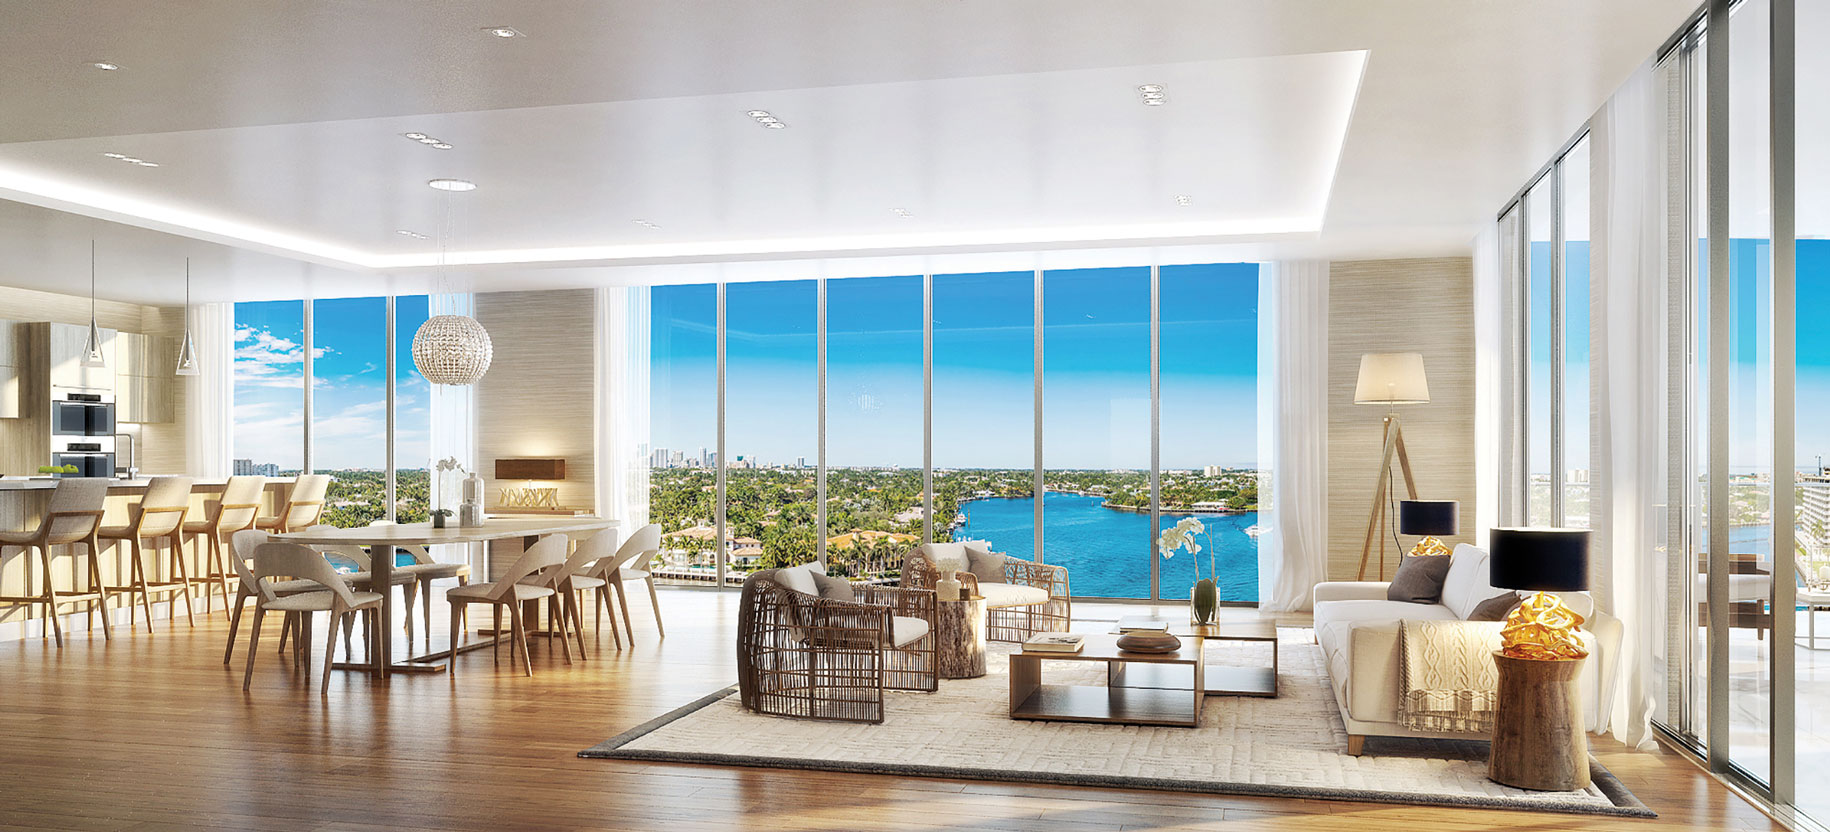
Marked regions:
[271,516,617,676]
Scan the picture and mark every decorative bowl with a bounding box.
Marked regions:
[1116,632,1182,653]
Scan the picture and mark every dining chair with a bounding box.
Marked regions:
[368,519,472,652]
[255,474,332,533]
[302,524,420,657]
[0,478,112,647]
[545,530,615,659]
[241,541,384,694]
[99,476,193,633]
[444,534,569,677]
[182,475,264,614]
[577,523,664,643]
[224,529,329,665]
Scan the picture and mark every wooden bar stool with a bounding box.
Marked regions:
[255,474,330,534]
[181,475,264,614]
[0,478,112,647]
[99,476,194,633]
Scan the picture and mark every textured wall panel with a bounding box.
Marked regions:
[1326,258,1476,581]
[475,290,597,514]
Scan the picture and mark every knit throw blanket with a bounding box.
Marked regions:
[1397,619,1503,734]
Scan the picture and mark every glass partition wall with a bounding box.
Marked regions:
[643,265,1263,600]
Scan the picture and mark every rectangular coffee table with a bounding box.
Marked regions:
[1107,619,1279,698]
[1009,634,1204,728]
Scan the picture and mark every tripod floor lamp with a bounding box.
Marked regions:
[1354,352,1431,580]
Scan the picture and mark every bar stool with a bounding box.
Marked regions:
[99,476,194,633]
[369,519,472,651]
[0,478,112,647]
[182,475,264,614]
[256,474,331,533]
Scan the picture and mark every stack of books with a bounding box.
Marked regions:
[1117,616,1172,634]
[1023,633,1086,653]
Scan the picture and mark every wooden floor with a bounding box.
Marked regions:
[0,589,1786,832]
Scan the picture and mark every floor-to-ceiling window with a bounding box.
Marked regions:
[232,300,305,475]
[1041,267,1151,599]
[1562,138,1593,529]
[725,280,819,570]
[1796,0,1830,821]
[1526,174,1558,526]
[310,297,387,527]
[934,272,1037,550]
[647,284,719,581]
[1515,135,1590,531]
[394,296,432,523]
[825,275,924,578]
[1159,264,1262,603]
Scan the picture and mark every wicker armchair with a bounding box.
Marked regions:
[901,547,1071,643]
[737,568,938,724]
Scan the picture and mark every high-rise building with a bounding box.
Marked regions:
[1802,469,1830,551]
[233,458,255,475]
[650,447,670,469]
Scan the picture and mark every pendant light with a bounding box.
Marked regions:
[174,258,200,376]
[80,240,107,368]
[411,182,493,386]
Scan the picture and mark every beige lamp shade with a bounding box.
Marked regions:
[1354,352,1430,405]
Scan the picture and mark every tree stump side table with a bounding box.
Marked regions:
[936,596,988,679]
[1488,651,1590,791]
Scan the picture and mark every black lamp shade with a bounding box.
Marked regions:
[1488,528,1590,592]
[1398,500,1459,536]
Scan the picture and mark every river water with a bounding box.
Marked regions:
[954,492,1260,602]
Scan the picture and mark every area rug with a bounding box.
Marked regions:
[581,629,1653,818]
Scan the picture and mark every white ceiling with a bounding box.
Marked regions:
[0,0,1699,305]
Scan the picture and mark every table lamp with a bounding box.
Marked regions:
[1488,528,1590,661]
[1353,352,1430,580]
[1397,500,1458,558]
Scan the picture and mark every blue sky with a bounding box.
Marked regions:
[650,264,1261,470]
[233,296,430,470]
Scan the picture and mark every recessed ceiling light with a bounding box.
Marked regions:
[402,133,454,149]
[101,152,126,159]
[890,208,913,218]
[91,61,121,71]
[396,229,429,240]
[746,109,787,129]
[633,219,661,230]
[403,132,427,141]
[1138,84,1168,106]
[135,161,159,168]
[1143,99,1167,107]
[483,26,524,38]
[1138,84,1163,94]
[1173,194,1193,206]
[428,178,476,192]
[430,142,453,150]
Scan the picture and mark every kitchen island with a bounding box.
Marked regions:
[0,476,293,641]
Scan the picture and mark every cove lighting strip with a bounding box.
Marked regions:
[0,166,1321,272]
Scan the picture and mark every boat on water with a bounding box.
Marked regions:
[1243,524,1266,538]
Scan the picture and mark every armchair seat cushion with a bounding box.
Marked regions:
[890,615,931,647]
[979,582,1050,607]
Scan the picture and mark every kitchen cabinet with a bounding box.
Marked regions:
[45,321,116,392]
[115,332,175,424]
[0,319,19,418]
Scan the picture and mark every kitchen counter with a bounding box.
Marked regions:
[0,476,260,491]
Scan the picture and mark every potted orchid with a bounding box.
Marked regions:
[1159,517,1219,624]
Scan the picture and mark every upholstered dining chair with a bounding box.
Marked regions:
[99,476,194,633]
[902,541,1070,643]
[367,519,472,652]
[539,531,611,659]
[0,478,112,647]
[302,524,421,657]
[224,529,331,665]
[241,541,384,694]
[738,562,938,724]
[255,474,332,534]
[575,523,663,643]
[182,475,264,614]
[444,534,570,677]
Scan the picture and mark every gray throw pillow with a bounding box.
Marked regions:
[1467,592,1521,621]
[810,572,855,602]
[965,544,1007,585]
[1387,555,1455,603]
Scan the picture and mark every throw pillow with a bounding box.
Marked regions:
[1467,592,1522,621]
[773,563,820,597]
[810,572,855,602]
[964,543,1007,585]
[1387,554,1455,603]
[922,542,970,575]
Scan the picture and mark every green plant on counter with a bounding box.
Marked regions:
[36,464,80,475]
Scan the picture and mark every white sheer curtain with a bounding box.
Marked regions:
[594,286,651,529]
[427,293,476,512]
[1258,260,1329,612]
[183,302,234,478]
[1590,60,1663,747]
[1472,223,1503,541]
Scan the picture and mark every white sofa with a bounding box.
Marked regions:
[1311,543,1623,756]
